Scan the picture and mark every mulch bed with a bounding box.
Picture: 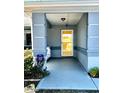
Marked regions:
[24,71,43,90]
[24,71,43,79]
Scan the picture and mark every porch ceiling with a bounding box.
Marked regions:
[24,12,83,26]
[46,13,83,25]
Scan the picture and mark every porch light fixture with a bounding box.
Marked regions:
[61,18,66,21]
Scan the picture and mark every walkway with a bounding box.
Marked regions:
[36,58,98,90]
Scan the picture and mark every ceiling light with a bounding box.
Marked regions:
[61,18,66,21]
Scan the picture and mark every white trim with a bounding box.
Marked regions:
[24,0,99,12]
[31,13,34,56]
[31,7,98,13]
[24,0,98,7]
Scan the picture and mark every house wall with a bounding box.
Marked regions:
[76,12,99,71]
[32,13,47,57]
[47,25,77,57]
[76,13,88,71]
[87,12,99,70]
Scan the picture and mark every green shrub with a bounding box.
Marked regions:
[24,49,46,79]
[24,49,42,73]
[89,67,99,78]
[24,48,33,61]
[24,49,33,72]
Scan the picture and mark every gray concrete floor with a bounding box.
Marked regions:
[92,78,99,90]
[36,58,98,90]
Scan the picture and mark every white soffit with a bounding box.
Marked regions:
[46,13,83,25]
[24,0,99,12]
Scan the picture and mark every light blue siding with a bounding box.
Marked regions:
[32,13,46,24]
[32,13,47,56]
[88,57,99,69]
[88,12,99,24]
[33,25,46,36]
[87,12,99,70]
[76,12,99,71]
[51,50,61,57]
[47,26,61,46]
[88,38,99,49]
[88,25,99,36]
[33,38,46,49]
[78,52,88,70]
[77,13,88,71]
[77,14,87,49]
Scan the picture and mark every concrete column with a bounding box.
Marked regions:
[87,12,99,70]
[32,13,47,57]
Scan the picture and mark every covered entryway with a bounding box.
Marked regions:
[25,0,99,72]
[24,0,99,91]
[36,58,98,90]
[30,12,99,71]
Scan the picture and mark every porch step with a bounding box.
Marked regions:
[35,89,99,93]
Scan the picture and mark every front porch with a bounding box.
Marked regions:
[24,1,99,92]
[36,58,98,91]
[31,12,99,71]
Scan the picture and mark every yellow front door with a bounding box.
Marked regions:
[61,29,73,56]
